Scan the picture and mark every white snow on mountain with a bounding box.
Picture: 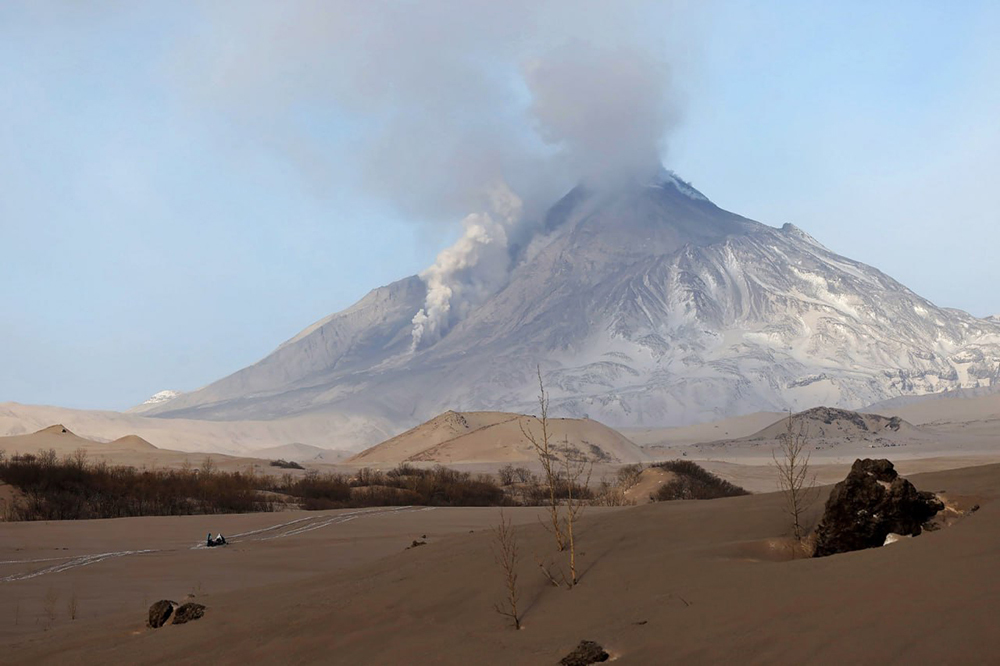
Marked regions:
[128,390,183,414]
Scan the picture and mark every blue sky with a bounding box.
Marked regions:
[1,1,998,410]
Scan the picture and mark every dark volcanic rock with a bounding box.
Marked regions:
[813,458,944,557]
[147,600,176,628]
[560,640,610,665]
[172,602,206,625]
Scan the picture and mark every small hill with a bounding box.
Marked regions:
[108,435,159,451]
[254,442,347,463]
[0,424,97,454]
[0,426,160,457]
[350,411,647,465]
[745,407,922,441]
[0,425,301,475]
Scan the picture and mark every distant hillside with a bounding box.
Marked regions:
[253,443,348,464]
[349,411,647,466]
[744,407,923,442]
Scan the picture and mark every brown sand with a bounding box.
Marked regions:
[0,402,364,456]
[2,464,996,664]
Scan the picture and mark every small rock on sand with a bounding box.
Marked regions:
[172,602,206,625]
[559,640,610,665]
[147,600,176,628]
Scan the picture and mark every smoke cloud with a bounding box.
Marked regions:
[174,1,685,347]
[410,184,524,349]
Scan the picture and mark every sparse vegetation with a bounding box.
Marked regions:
[0,450,605,521]
[560,438,591,587]
[616,463,644,491]
[520,367,567,551]
[650,460,750,501]
[269,459,305,470]
[0,450,271,519]
[490,508,521,629]
[592,476,636,507]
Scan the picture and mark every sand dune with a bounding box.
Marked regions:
[0,426,287,475]
[350,410,648,465]
[0,403,364,456]
[2,463,996,663]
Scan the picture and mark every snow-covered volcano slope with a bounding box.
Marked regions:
[147,172,1000,448]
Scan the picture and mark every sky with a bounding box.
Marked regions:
[1,1,998,410]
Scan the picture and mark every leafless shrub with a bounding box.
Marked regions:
[70,448,88,470]
[67,592,78,620]
[200,456,216,476]
[616,463,644,491]
[593,478,636,507]
[498,464,516,486]
[511,466,533,484]
[491,509,521,629]
[772,413,817,540]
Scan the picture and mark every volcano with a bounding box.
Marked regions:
[144,171,1000,448]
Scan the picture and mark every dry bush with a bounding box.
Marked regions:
[593,478,636,507]
[497,464,516,486]
[43,588,58,624]
[491,508,521,629]
[616,463,644,491]
[520,367,566,551]
[67,592,78,621]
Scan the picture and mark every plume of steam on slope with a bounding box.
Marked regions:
[410,184,524,350]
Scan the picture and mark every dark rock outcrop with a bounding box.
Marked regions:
[813,458,944,557]
[172,602,206,625]
[560,640,610,666]
[147,600,176,628]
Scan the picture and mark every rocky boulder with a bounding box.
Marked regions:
[172,602,206,625]
[147,600,176,628]
[813,458,944,557]
[560,640,610,665]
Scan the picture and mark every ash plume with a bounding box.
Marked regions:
[410,184,524,350]
[174,1,684,347]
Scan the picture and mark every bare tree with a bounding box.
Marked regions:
[560,445,592,588]
[70,448,88,470]
[772,413,816,540]
[519,367,566,551]
[491,509,521,629]
[497,464,516,486]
